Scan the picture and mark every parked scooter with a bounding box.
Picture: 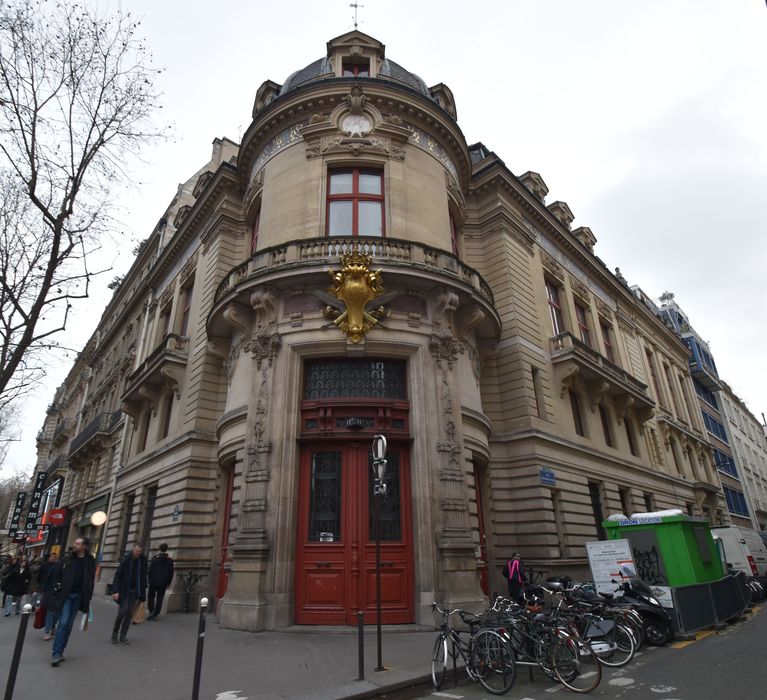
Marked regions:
[607,578,674,646]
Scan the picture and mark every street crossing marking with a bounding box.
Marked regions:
[432,693,463,698]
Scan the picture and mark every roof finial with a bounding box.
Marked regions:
[350,2,364,29]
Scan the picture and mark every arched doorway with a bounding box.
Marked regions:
[294,358,414,625]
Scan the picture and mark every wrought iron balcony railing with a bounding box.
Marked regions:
[68,410,122,460]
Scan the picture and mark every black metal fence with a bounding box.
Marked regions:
[670,572,750,634]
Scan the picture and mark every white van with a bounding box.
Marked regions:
[712,525,767,581]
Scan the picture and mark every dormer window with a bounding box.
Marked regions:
[343,59,369,77]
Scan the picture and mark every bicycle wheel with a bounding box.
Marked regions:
[551,635,602,693]
[431,633,448,690]
[594,623,635,667]
[471,629,517,695]
[533,629,560,681]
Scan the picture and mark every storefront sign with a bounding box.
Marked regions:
[42,507,68,527]
[586,538,637,596]
[7,492,26,538]
[24,471,48,531]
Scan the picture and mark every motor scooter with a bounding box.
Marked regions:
[607,577,674,646]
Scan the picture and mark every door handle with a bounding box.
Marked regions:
[381,561,395,568]
[316,562,332,568]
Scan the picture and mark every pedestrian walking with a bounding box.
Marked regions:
[48,538,96,666]
[40,552,59,640]
[147,543,174,621]
[111,543,147,644]
[3,557,31,615]
[28,556,43,607]
[502,552,527,604]
[0,556,17,611]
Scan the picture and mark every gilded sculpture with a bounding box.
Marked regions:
[325,250,386,343]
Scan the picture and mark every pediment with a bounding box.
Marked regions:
[326,30,385,56]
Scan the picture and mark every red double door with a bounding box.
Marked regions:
[295,442,414,625]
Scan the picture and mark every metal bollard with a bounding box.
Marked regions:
[4,603,32,700]
[191,597,209,700]
[356,611,365,681]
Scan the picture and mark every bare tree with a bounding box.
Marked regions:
[0,0,162,406]
[0,402,18,472]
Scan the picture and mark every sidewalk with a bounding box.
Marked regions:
[0,595,435,700]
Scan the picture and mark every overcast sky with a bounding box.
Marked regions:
[3,0,766,476]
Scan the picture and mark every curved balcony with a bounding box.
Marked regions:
[215,237,493,305]
[210,236,497,339]
[550,332,654,422]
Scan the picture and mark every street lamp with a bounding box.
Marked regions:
[371,434,387,673]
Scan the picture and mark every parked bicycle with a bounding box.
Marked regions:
[431,602,517,695]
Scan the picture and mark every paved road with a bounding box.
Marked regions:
[415,606,767,700]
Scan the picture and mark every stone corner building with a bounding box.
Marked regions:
[35,31,730,631]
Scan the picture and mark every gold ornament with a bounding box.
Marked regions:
[326,250,386,343]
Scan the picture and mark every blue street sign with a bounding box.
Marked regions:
[539,468,556,487]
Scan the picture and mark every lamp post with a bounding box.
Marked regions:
[371,434,387,673]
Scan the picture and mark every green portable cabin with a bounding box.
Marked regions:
[604,514,724,587]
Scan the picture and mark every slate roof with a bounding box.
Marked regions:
[279,56,433,101]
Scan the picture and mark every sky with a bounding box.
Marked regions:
[3,0,767,476]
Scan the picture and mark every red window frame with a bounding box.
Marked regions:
[250,208,261,254]
[545,280,565,336]
[326,168,385,237]
[575,301,592,347]
[600,320,615,363]
[342,60,369,77]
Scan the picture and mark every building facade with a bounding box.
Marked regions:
[718,382,767,531]
[658,298,750,527]
[33,31,731,630]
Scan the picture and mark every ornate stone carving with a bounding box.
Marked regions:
[429,333,464,369]
[179,250,198,284]
[345,84,367,114]
[540,249,565,282]
[595,298,612,319]
[383,113,404,126]
[325,250,386,343]
[159,284,174,310]
[250,287,277,332]
[433,288,458,331]
[222,303,249,335]
[569,274,590,301]
[245,332,282,369]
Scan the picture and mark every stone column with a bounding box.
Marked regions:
[219,288,281,631]
[429,289,484,608]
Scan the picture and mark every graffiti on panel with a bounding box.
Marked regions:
[632,545,667,586]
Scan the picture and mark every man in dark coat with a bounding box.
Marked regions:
[147,543,174,621]
[3,557,30,615]
[111,543,147,644]
[48,538,96,666]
